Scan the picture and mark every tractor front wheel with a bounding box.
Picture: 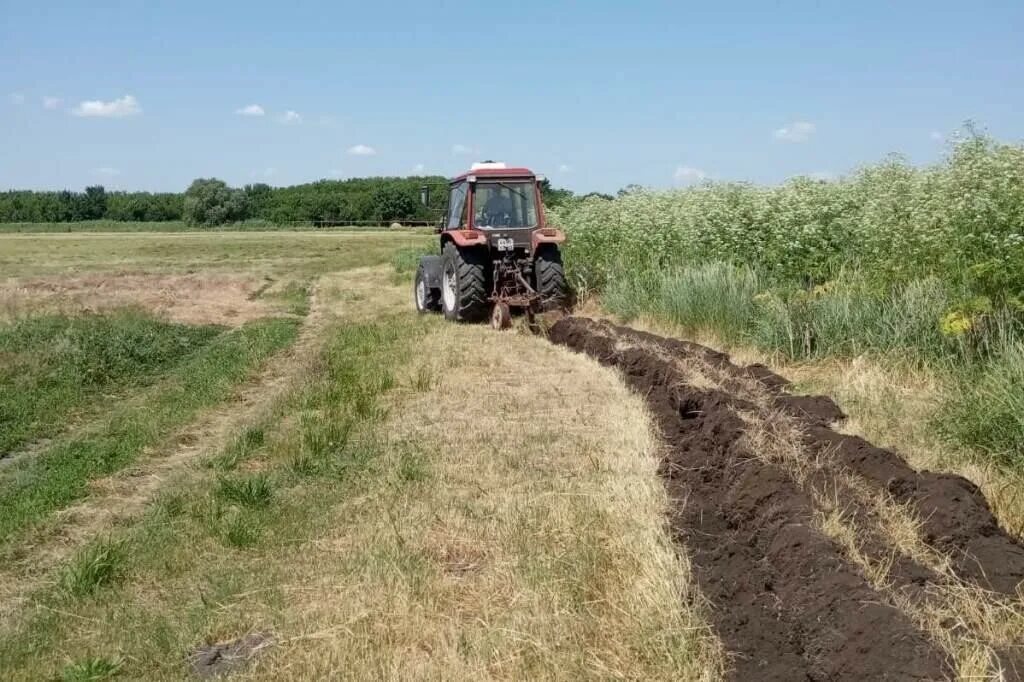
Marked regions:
[441,242,489,322]
[534,245,568,311]
[414,263,440,313]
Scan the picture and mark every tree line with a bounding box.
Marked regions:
[0,176,581,226]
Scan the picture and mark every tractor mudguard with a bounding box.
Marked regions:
[531,227,566,253]
[418,255,442,289]
[447,229,488,247]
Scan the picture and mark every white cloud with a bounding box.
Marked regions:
[673,165,707,184]
[558,164,572,173]
[42,96,62,110]
[451,143,477,155]
[930,130,943,141]
[72,95,141,118]
[347,144,376,156]
[235,104,265,116]
[773,121,816,143]
[91,166,121,177]
[329,169,345,177]
[279,110,301,124]
[412,163,425,173]
[11,92,25,105]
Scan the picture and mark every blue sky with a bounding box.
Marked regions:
[1,0,1022,194]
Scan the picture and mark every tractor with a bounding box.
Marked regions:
[414,162,568,329]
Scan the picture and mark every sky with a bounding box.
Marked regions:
[1,0,1022,195]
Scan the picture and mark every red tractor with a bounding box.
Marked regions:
[414,163,567,329]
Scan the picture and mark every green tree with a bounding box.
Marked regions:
[539,179,575,208]
[82,186,107,219]
[371,185,415,222]
[183,178,250,227]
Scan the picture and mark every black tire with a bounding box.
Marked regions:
[414,264,440,313]
[534,245,567,311]
[441,242,489,322]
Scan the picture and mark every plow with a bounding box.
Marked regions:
[413,162,568,329]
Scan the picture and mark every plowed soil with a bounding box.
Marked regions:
[548,316,1024,681]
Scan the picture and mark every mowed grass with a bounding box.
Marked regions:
[0,310,222,455]
[0,221,426,233]
[0,230,432,278]
[0,268,720,680]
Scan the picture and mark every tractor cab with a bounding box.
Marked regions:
[414,162,567,329]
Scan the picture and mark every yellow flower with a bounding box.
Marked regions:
[940,310,973,336]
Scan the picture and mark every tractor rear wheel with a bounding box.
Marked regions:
[414,263,440,313]
[441,242,489,322]
[534,245,567,311]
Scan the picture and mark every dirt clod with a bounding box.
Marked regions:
[189,632,274,678]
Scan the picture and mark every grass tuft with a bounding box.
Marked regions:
[397,448,429,483]
[216,473,274,508]
[210,426,266,471]
[60,539,126,598]
[60,656,123,681]
[222,512,264,548]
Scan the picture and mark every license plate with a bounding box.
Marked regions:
[496,238,514,251]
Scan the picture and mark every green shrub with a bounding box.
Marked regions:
[555,132,1024,303]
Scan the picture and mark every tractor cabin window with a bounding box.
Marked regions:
[473,181,538,229]
[447,183,468,229]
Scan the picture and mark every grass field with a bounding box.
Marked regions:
[0,221,428,234]
[0,230,1020,680]
[0,231,722,680]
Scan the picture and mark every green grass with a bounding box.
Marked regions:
[0,317,300,545]
[603,262,761,343]
[389,242,439,285]
[942,342,1024,469]
[0,314,423,679]
[268,281,312,316]
[0,310,222,454]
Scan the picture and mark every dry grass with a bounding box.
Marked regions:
[0,273,276,325]
[0,230,429,278]
[240,272,723,678]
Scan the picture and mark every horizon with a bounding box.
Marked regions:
[2,1,1022,195]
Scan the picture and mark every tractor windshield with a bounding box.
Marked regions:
[473,181,539,229]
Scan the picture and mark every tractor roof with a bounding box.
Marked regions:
[451,163,536,184]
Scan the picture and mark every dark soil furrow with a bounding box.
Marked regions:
[601,318,1024,597]
[549,317,952,681]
